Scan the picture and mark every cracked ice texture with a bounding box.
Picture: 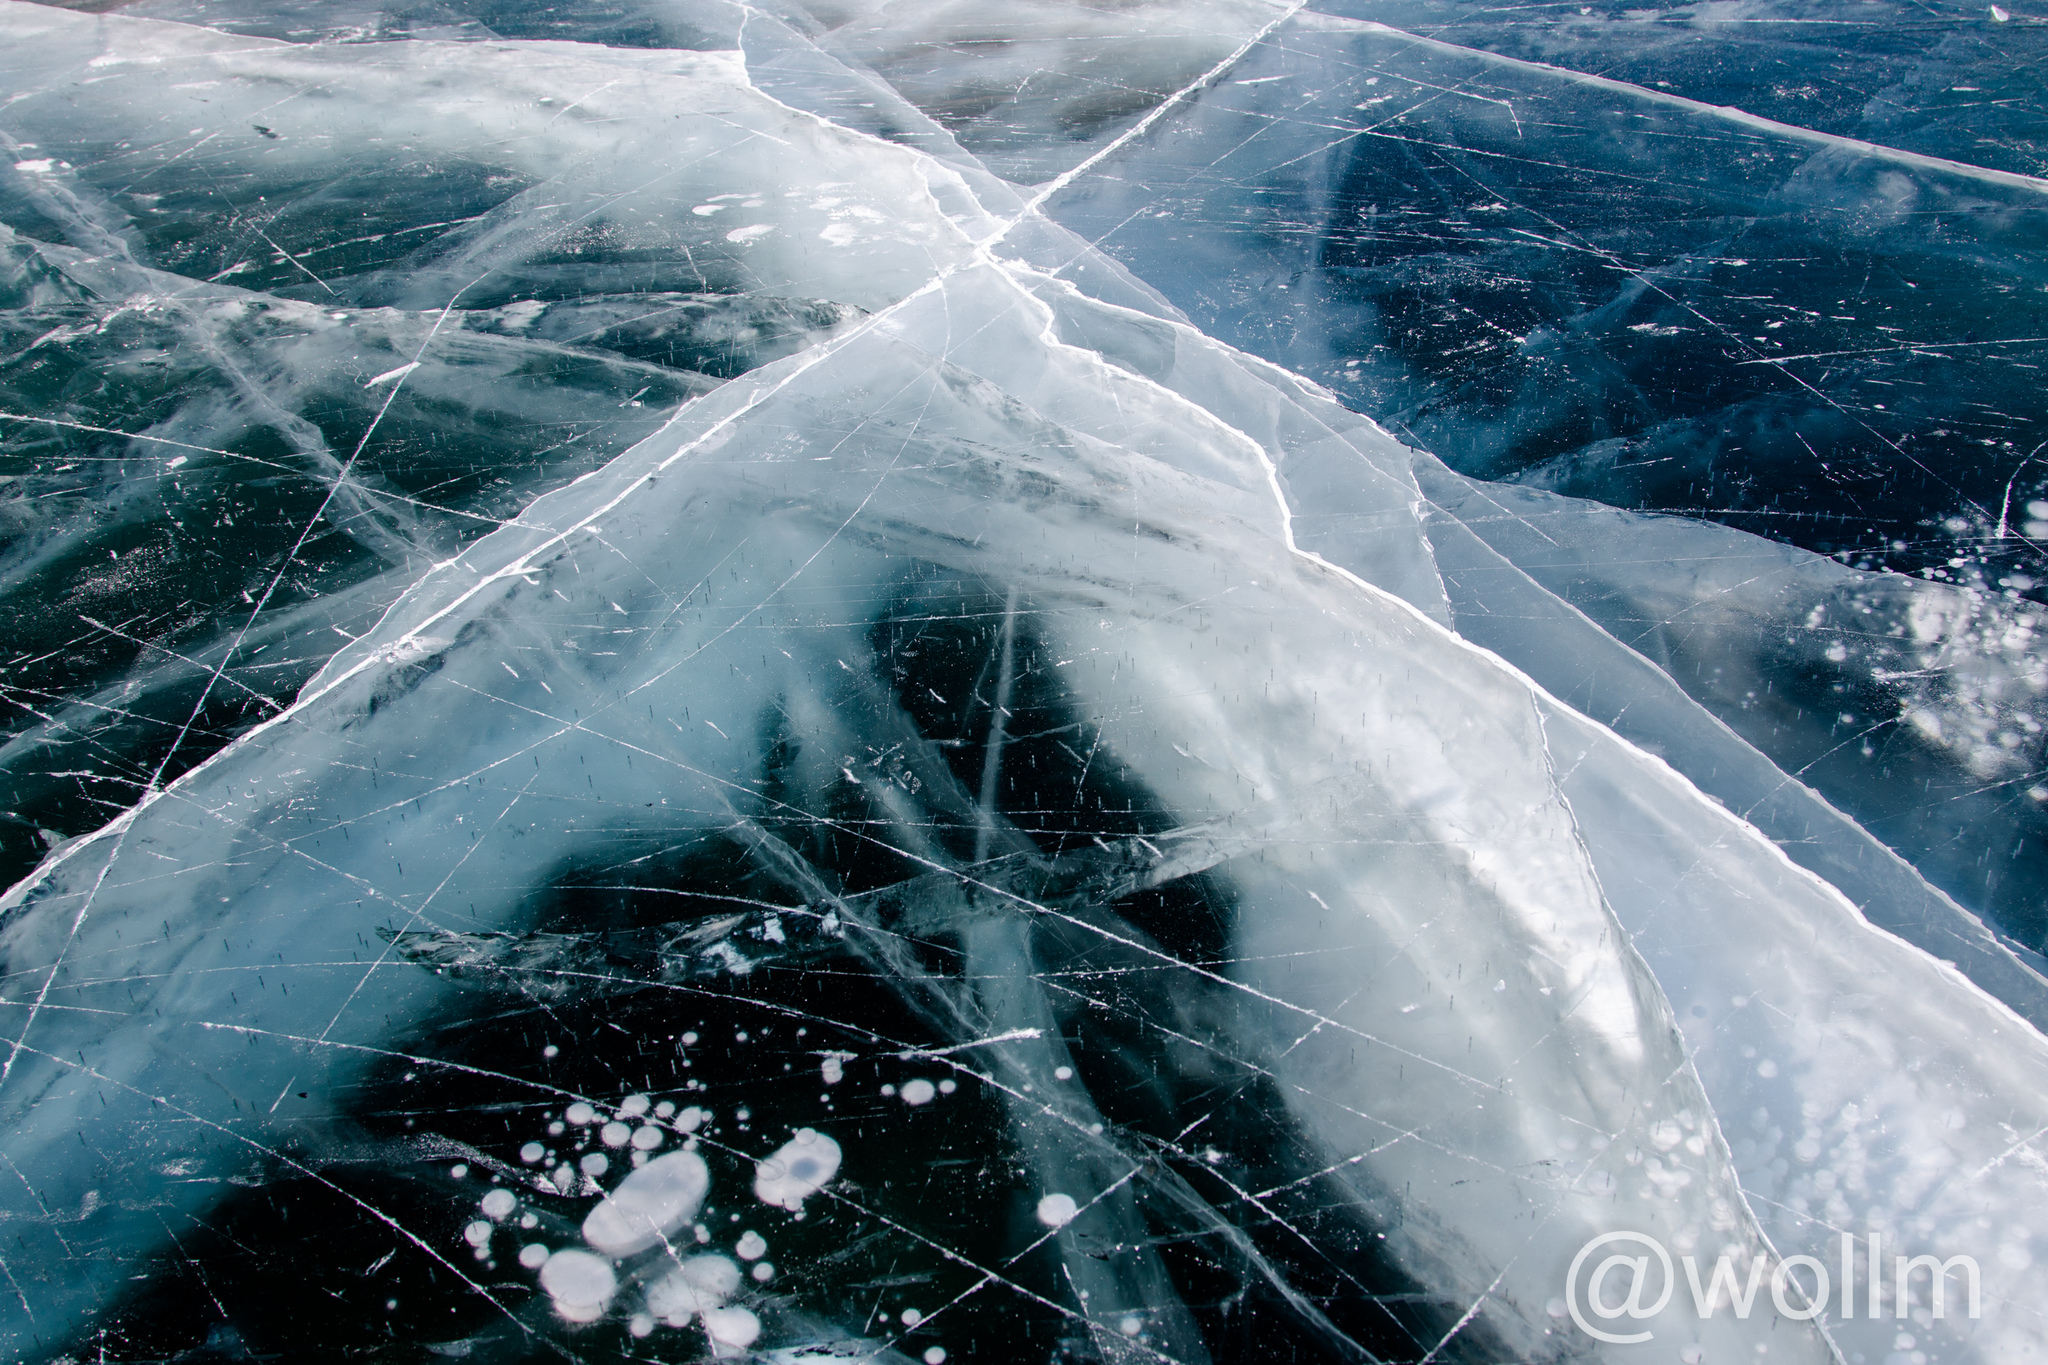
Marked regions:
[0,2,2042,1363]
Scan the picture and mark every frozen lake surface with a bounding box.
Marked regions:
[0,1,2044,1361]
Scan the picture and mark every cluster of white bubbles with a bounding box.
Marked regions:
[451,1085,861,1357]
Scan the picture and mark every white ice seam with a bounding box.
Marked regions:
[1344,19,2048,198]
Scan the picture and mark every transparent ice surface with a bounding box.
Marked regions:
[1039,2,2048,950]
[0,2,2042,1363]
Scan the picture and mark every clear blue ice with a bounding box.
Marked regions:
[0,2,2043,1361]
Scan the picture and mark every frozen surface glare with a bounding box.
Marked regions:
[0,1,2041,1364]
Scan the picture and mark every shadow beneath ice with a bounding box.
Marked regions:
[81,569,1501,1365]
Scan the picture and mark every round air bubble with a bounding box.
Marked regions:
[735,1230,767,1261]
[480,1189,516,1220]
[631,1124,665,1151]
[754,1129,841,1211]
[1036,1193,1078,1227]
[581,1152,609,1177]
[582,1150,710,1256]
[620,1093,651,1117]
[601,1121,632,1148]
[538,1248,616,1323]
[702,1306,761,1357]
[565,1102,596,1126]
[518,1243,550,1269]
[900,1079,936,1105]
[520,1142,545,1164]
[645,1254,741,1326]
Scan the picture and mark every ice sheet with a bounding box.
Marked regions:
[0,2,2042,1362]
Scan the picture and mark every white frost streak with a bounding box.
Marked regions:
[364,361,421,388]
